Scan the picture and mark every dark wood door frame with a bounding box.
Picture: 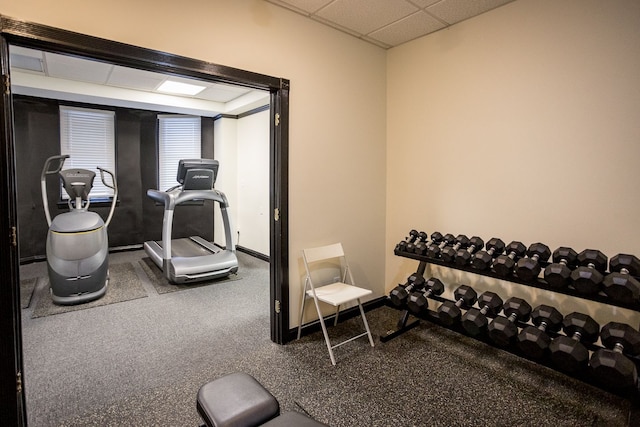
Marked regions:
[0,15,289,425]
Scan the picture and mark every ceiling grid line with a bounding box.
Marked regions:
[265,0,516,48]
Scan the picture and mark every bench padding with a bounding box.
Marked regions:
[197,372,279,427]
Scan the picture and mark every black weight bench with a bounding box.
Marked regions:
[197,372,328,427]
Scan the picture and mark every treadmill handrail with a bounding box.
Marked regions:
[147,187,229,210]
[147,184,236,282]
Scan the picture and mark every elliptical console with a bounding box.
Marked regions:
[41,155,118,305]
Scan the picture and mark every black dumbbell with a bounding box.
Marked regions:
[571,249,608,295]
[454,237,485,266]
[461,292,504,336]
[516,304,563,359]
[472,238,505,271]
[441,235,470,263]
[602,254,640,303]
[590,322,640,389]
[487,297,532,347]
[396,230,419,252]
[549,312,600,373]
[493,241,527,277]
[437,285,477,326]
[406,231,428,254]
[515,242,551,282]
[389,274,425,307]
[406,277,445,314]
[414,232,442,256]
[427,233,456,259]
[543,247,578,288]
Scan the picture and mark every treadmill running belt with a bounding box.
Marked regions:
[156,237,218,258]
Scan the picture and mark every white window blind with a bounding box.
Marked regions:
[158,115,202,191]
[59,106,116,198]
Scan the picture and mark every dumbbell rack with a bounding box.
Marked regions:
[383,245,640,419]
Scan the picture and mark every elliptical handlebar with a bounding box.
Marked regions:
[97,166,118,227]
[41,155,70,226]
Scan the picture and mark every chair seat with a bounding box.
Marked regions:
[306,282,373,306]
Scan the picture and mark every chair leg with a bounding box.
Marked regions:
[312,297,336,365]
[297,285,309,340]
[357,299,375,347]
[334,305,340,326]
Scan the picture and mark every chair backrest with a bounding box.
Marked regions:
[303,243,345,263]
[302,243,353,287]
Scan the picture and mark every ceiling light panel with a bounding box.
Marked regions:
[157,80,206,96]
[316,0,418,35]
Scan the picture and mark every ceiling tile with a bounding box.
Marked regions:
[44,52,113,84]
[316,0,419,35]
[10,46,42,58]
[265,0,516,48]
[198,85,251,103]
[267,0,333,14]
[426,0,514,25]
[313,14,364,37]
[368,11,446,46]
[108,66,166,91]
[408,0,442,8]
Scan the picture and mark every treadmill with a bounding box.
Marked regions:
[143,159,238,284]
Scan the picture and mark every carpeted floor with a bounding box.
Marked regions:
[20,250,631,426]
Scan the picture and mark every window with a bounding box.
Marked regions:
[158,115,202,190]
[59,106,116,198]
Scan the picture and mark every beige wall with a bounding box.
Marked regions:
[6,0,639,332]
[237,110,270,256]
[0,0,388,328]
[386,0,640,327]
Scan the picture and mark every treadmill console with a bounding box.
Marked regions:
[177,159,219,190]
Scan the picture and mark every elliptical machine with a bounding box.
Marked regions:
[41,155,118,305]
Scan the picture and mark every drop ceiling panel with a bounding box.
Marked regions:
[267,0,332,14]
[410,0,444,8]
[44,52,113,84]
[316,0,419,35]
[198,85,252,103]
[265,0,517,48]
[368,11,446,47]
[426,0,515,25]
[108,66,166,91]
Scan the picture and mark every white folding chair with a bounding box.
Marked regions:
[297,243,375,365]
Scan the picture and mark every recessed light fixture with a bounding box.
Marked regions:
[157,80,206,96]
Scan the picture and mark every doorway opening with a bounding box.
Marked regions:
[0,16,289,425]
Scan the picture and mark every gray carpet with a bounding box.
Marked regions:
[20,251,630,426]
[31,262,147,318]
[20,277,37,309]
[138,256,241,294]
